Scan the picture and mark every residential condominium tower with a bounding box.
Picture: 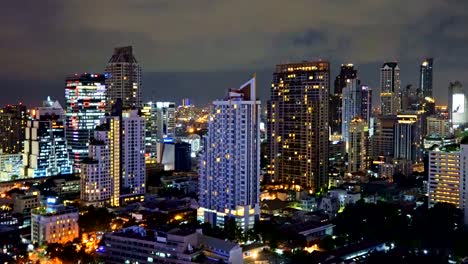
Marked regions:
[267,61,330,191]
[65,73,106,173]
[198,77,260,232]
[105,46,142,110]
[81,100,145,207]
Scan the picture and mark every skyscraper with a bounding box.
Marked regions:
[141,101,176,165]
[334,64,357,95]
[22,97,72,177]
[198,77,260,232]
[81,100,145,207]
[394,113,422,162]
[420,58,433,98]
[348,118,368,173]
[105,46,142,109]
[380,62,401,115]
[0,104,28,154]
[361,86,373,124]
[330,64,357,135]
[65,73,106,173]
[267,61,329,191]
[342,78,362,145]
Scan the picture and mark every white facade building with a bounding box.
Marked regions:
[31,205,79,245]
[198,77,260,232]
[428,143,468,225]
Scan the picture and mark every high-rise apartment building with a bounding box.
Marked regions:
[80,101,145,207]
[267,61,330,191]
[0,104,28,154]
[22,98,72,177]
[420,58,433,98]
[428,141,468,225]
[348,118,368,173]
[198,77,260,232]
[65,73,106,173]
[105,46,142,109]
[380,62,401,115]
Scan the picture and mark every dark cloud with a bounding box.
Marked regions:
[1,0,468,106]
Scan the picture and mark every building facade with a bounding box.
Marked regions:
[394,113,422,162]
[22,98,72,177]
[348,118,368,173]
[342,78,362,145]
[105,46,142,109]
[380,62,401,115]
[65,73,106,173]
[267,61,330,191]
[426,116,450,137]
[0,104,28,154]
[31,205,79,245]
[448,81,468,129]
[420,58,433,98]
[198,77,260,232]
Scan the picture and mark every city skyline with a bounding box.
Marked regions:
[2,1,468,106]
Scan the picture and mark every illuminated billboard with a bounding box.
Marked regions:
[453,93,465,114]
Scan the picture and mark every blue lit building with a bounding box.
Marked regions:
[65,73,106,173]
[22,97,72,177]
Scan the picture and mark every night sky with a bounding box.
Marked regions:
[1,0,468,107]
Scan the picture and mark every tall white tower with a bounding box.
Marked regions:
[198,77,261,232]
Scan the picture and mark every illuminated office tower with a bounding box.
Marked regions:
[342,78,361,145]
[267,61,329,191]
[198,77,260,232]
[348,118,368,173]
[448,81,468,129]
[380,62,401,115]
[394,113,422,162]
[65,73,106,173]
[0,104,28,154]
[104,46,142,109]
[420,58,433,98]
[22,97,72,177]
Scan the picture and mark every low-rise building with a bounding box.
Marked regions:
[31,204,79,245]
[99,226,243,264]
[12,190,41,214]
